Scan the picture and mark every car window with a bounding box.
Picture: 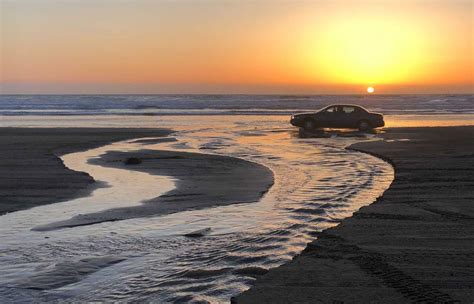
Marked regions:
[325,106,336,113]
[342,106,355,114]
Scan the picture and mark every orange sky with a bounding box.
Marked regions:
[1,0,473,94]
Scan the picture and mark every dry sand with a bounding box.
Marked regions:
[0,128,171,215]
[235,126,474,304]
[34,149,274,231]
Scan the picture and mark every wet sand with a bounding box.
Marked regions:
[235,126,474,303]
[0,121,390,303]
[34,149,274,231]
[0,128,171,215]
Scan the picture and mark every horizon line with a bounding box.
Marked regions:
[1,93,473,96]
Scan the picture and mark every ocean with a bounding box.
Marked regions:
[0,94,473,116]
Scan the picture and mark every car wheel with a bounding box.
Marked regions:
[303,119,316,131]
[358,120,371,132]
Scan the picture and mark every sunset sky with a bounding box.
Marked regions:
[1,0,473,94]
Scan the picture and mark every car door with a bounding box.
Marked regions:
[318,106,338,127]
[340,106,357,128]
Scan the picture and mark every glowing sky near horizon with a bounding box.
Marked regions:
[1,0,473,94]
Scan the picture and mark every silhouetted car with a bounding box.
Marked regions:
[290,104,384,131]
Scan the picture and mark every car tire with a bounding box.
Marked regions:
[303,119,316,131]
[357,120,371,132]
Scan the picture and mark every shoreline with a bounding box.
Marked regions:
[0,128,172,215]
[235,126,474,303]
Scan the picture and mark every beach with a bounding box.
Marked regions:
[0,119,472,302]
[0,128,172,215]
[235,126,474,303]
[0,118,393,302]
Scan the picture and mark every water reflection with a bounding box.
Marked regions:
[0,116,393,303]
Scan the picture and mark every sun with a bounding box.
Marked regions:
[367,86,375,94]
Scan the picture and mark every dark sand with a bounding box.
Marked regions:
[235,126,474,303]
[34,149,274,231]
[0,128,171,215]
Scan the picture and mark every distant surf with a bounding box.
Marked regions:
[0,94,472,116]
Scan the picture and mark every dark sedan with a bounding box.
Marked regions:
[290,104,384,131]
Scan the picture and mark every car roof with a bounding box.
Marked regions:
[323,104,369,111]
[325,104,363,108]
